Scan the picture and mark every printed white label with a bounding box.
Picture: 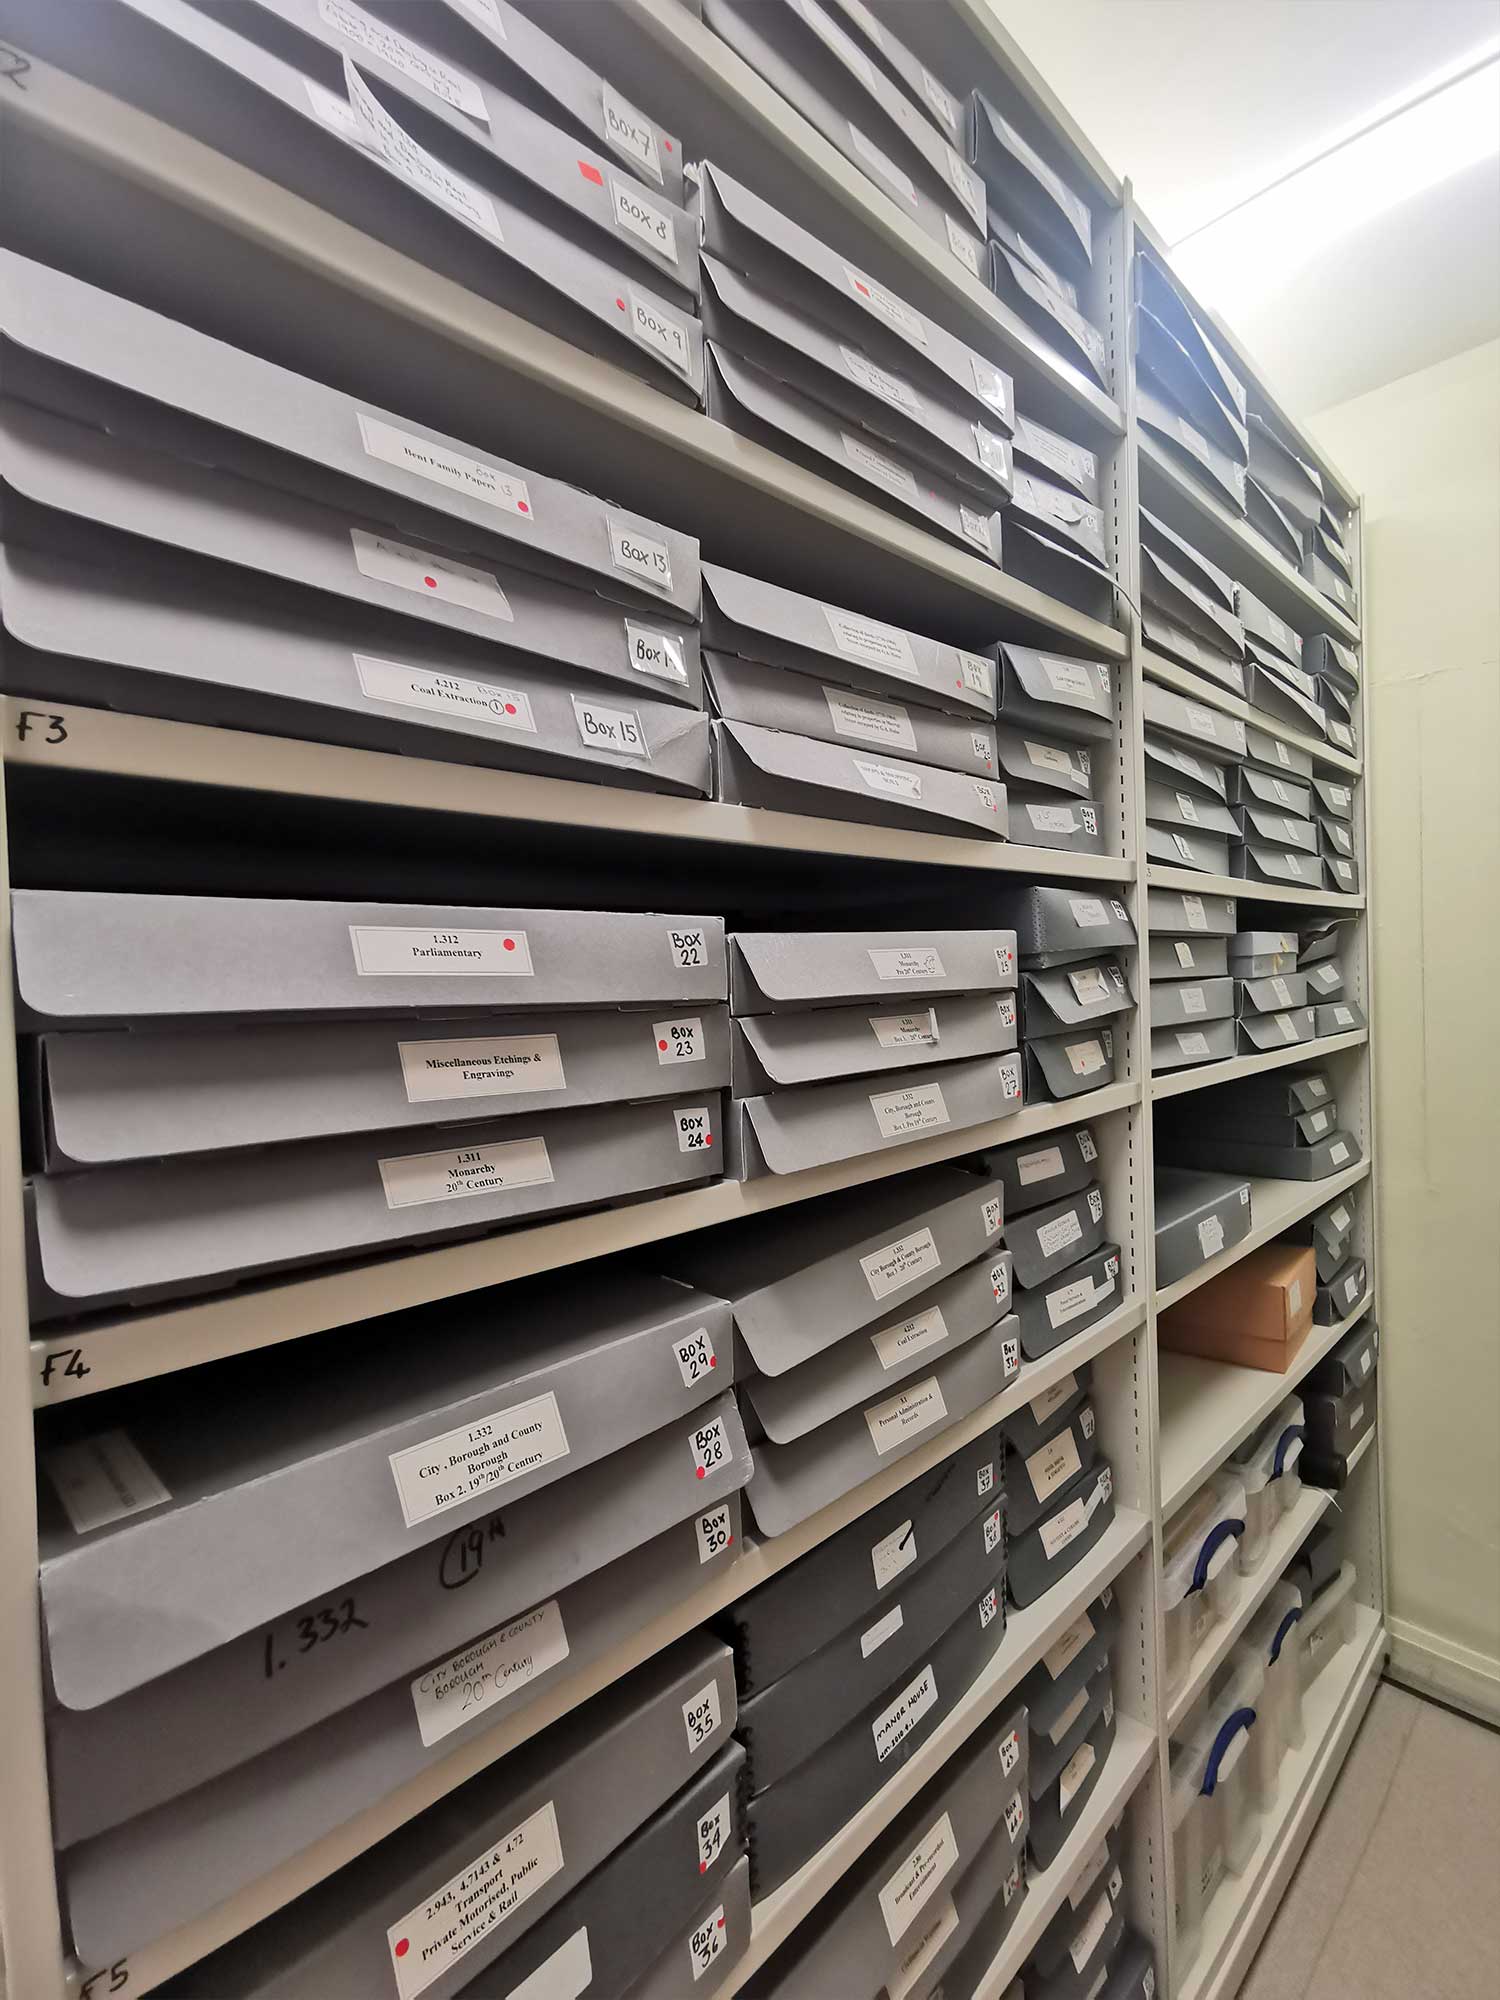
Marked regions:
[871,1080,950,1138]
[1070,1894,1113,1975]
[844,263,929,346]
[1177,1032,1211,1058]
[870,1010,940,1049]
[343,59,504,242]
[1068,1840,1109,1912]
[862,1602,906,1659]
[626,288,693,375]
[866,1377,949,1455]
[1308,1108,1331,1134]
[1016,1146,1064,1189]
[1038,1472,1108,1559]
[690,1413,731,1481]
[1070,897,1109,929]
[379,1135,554,1210]
[1029,803,1079,834]
[1078,1129,1099,1162]
[1059,1739,1098,1814]
[1330,1140,1351,1164]
[683,1679,722,1752]
[688,1905,727,1982]
[1026,740,1078,778]
[1183,895,1208,932]
[1176,791,1200,825]
[508,1928,592,2000]
[849,121,918,204]
[350,529,514,620]
[1066,1038,1106,1076]
[652,1017,705,1069]
[1027,1427,1083,1501]
[888,1897,960,2000]
[398,1031,563,1104]
[608,518,674,593]
[872,1520,918,1590]
[1335,1005,1355,1026]
[1185,704,1217,739]
[1043,1608,1096,1680]
[814,609,919,682]
[1046,1270,1104,1330]
[1037,1209,1085,1259]
[355,654,535,735]
[42,1431,170,1535]
[411,1599,569,1748]
[697,1795,732,1873]
[668,927,709,968]
[945,212,982,276]
[1081,1404,1096,1438]
[626,623,689,685]
[959,505,995,553]
[873,1662,938,1762]
[1331,1205,1352,1231]
[695,1502,734,1563]
[1067,968,1110,1007]
[609,177,678,262]
[572,696,650,760]
[389,1391,568,1527]
[841,344,922,416]
[879,1812,958,1946]
[824,686,919,751]
[351,925,533,977]
[855,755,924,799]
[1042,657,1096,700]
[843,430,920,499]
[1198,1213,1225,1258]
[862,1226,941,1299]
[1361,1346,1374,1375]
[1030,1374,1078,1426]
[872,1305,950,1371]
[320,0,489,120]
[601,81,662,183]
[1181,986,1207,1016]
[306,74,363,138]
[1173,943,1196,971]
[386,1802,562,1999]
[1172,833,1194,862]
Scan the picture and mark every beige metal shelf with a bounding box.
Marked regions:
[1148,863,1363,913]
[1151,1030,1368,1103]
[1155,1166,1371,1319]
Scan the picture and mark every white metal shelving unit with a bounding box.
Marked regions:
[0,9,1388,2000]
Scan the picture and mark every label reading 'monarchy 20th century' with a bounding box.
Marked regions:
[388,1390,570,1527]
[378,1136,555,1210]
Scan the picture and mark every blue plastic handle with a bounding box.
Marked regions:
[1201,1708,1256,1796]
[1270,1608,1302,1663]
[1272,1425,1306,1479]
[1190,1517,1246,1594]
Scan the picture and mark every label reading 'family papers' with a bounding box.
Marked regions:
[389,1391,569,1526]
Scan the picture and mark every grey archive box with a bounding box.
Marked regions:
[885,1808,1027,2000]
[0,546,714,794]
[726,1427,1003,1694]
[1028,1673,1117,1870]
[1141,508,1236,621]
[1237,1005,1317,1054]
[1024,1024,1122,1103]
[1151,1020,1237,1071]
[1316,1255,1368,1324]
[1010,468,1109,574]
[48,1400,750,1846]
[1316,1000,1365,1035]
[1321,817,1356,859]
[27,1092,724,1320]
[979,1122,1102,1219]
[0,243,701,608]
[58,1506,748,1964]
[818,0,966,151]
[700,561,996,718]
[1237,585,1303,672]
[453,1743,743,1998]
[625,1854,753,1998]
[741,1254,1015,1444]
[1007,1399,1099,1540]
[1021,960,1132,1039]
[1137,381,1246,515]
[1151,975,1233,1029]
[731,928,1017,1015]
[745,1322,1018,1536]
[660,1163,1003,1377]
[1243,659,1328,741]
[704,344,1003,566]
[992,885,1136,967]
[1230,928,1299,972]
[1232,845,1325,894]
[705,651,998,780]
[13,893,726,1028]
[988,240,1109,387]
[1001,1357,1089,1457]
[730,993,1016,1097]
[712,719,1008,839]
[970,93,1091,276]
[1008,1185,1107,1291]
[1014,410,1101,504]
[1154,1169,1253,1289]
[1148,935,1228,978]
[1145,735,1229,802]
[13,0,706,403]
[1236,971,1311,1013]
[1135,309,1248,465]
[1008,1461,1115,1606]
[1014,1244,1122,1362]
[133,1633,736,2000]
[1146,824,1228,874]
[1145,781,1238,839]
[1305,1319,1379,1400]
[998,645,1116,744]
[1245,721,1314,782]
[1011,795,1108,854]
[1233,805,1318,857]
[1213,1069,1332,1118]
[725,1050,1022,1179]
[1029,1833,1125,2000]
[1146,887,1237,936]
[693,163,1014,433]
[1228,766,1314,818]
[995,725,1095,800]
[1288,1191,1358,1283]
[37,1272,735,1709]
[1137,250,1246,423]
[1142,679,1248,761]
[700,254,1011,503]
[736,1497,1006,1794]
[32,1005,732,1171]
[1022,1588,1121,1751]
[1163,1129,1363,1181]
[750,1698,1027,1999]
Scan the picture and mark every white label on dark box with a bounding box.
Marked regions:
[608,518,674,593]
[411,1599,569,1747]
[1030,1374,1078,1426]
[978,1460,996,1496]
[1070,1893,1113,1974]
[42,1430,170,1535]
[861,1602,906,1659]
[1308,1108,1331,1134]
[1001,1052,1023,1099]
[1043,1608,1096,1681]
[1026,740,1077,777]
[870,1080,950,1138]
[350,529,514,620]
[688,1905,727,1982]
[1199,1213,1225,1257]
[888,1896,960,2000]
[321,0,489,119]
[674,1106,713,1153]
[399,1031,564,1104]
[840,344,922,415]
[870,1010,939,1049]
[879,1811,958,1946]
[1029,803,1079,834]
[508,1927,591,2000]
[1077,1128,1099,1161]
[690,1413,731,1480]
[1005,1794,1025,1841]
[1027,1428,1083,1501]
[1182,894,1208,932]
[1332,1205,1351,1230]
[1070,897,1109,928]
[872,1305,949,1371]
[653,1016,705,1067]
[1059,1738,1097,1814]
[824,686,919,751]
[1049,1684,1089,1747]
[609,177,678,262]
[343,58,506,242]
[1016,1145,1064,1189]
[626,622,689,685]
[959,505,994,552]
[695,1502,733,1564]
[873,1661,938,1762]
[358,414,530,517]
[1177,1031,1210,1057]
[854,755,924,799]
[1036,1209,1085,1259]
[389,1390,568,1525]
[945,213,982,276]
[682,1679,721,1751]
[697,1794,731,1872]
[862,1225,941,1298]
[601,81,662,182]
[673,1326,717,1387]
[1330,1140,1351,1164]
[386,1801,562,1998]
[572,696,649,758]
[848,121,918,203]
[379,1136,554,1211]
[982,1505,1003,1555]
[626,288,693,375]
[1335,1005,1355,1026]
[844,263,929,346]
[352,925,533,976]
[843,430,920,498]
[1038,1475,1102,1559]
[1049,1265,1113,1329]
[866,1376,948,1455]
[355,654,536,734]
[872,1519,918,1589]
[1066,1038,1106,1076]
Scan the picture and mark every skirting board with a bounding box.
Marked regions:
[1385,1617,1500,1728]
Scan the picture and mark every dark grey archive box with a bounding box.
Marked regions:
[1014,1245,1123,1362]
[1006,1185,1107,1291]
[1030,1886,1126,2000]
[48,1402,751,1845]
[1028,1675,1118,1870]
[1142,681,1247,762]
[712,718,1008,841]
[1161,1130,1362,1181]
[998,644,1115,744]
[1012,411,1101,505]
[1008,1462,1115,1607]
[1022,961,1132,1039]
[890,1807,1027,2000]
[131,1634,736,1999]
[726,1427,1002,1696]
[1021,1587,1121,1751]
[1305,1320,1379,1399]
[994,725,1095,801]
[1145,736,1230,803]
[1030,1821,1124,1991]
[623,1853,753,1999]
[1316,1255,1368,1325]
[1146,888,1237,937]
[1001,1360,1091,1458]
[1007,1399,1100,1540]
[979,1122,1102,1220]
[1154,1169,1252,1288]
[987,237,1108,386]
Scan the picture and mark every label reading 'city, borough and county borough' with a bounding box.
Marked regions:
[388,1390,570,1527]
[411,1600,570,1747]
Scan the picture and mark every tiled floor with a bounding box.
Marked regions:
[1238,1681,1500,1999]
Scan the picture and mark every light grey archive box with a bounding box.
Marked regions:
[992,885,1137,967]
[1151,976,1234,1030]
[7,0,706,401]
[135,1633,737,2000]
[1142,679,1248,762]
[0,244,700,618]
[1152,1019,1237,1071]
[988,236,1109,389]
[624,1854,753,2000]
[1145,735,1229,804]
[997,645,1115,745]
[1148,934,1228,978]
[48,1391,751,1848]
[1137,379,1246,516]
[1146,888,1237,937]
[713,718,1008,840]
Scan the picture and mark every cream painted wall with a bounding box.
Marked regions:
[1311,340,1500,1718]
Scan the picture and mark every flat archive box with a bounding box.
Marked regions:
[1287,1187,1359,1283]
[146,1633,739,1999]
[1154,1169,1253,1289]
[987,236,1109,391]
[1008,1459,1116,1608]
[1027,1660,1117,1869]
[625,1855,753,1998]
[1025,1820,1125,2000]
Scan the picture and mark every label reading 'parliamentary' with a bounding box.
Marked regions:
[861,1225,941,1299]
[866,1377,948,1456]
[398,1031,564,1104]
[411,1600,569,1747]
[350,529,513,620]
[352,925,533,977]
[379,1136,555,1211]
[355,654,536,734]
[870,1080,950,1139]
[389,1390,569,1526]
[386,1803,563,1999]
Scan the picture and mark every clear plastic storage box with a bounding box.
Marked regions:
[1230,1396,1305,1573]
[1162,1471,1249,1700]
[1239,1579,1305,1806]
[1169,1652,1265,1975]
[1299,1559,1358,1692]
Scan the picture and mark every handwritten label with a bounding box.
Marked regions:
[690,1413,731,1480]
[343,59,504,242]
[609,177,678,262]
[673,1326,717,1386]
[872,1519,918,1589]
[626,288,693,375]
[42,1431,170,1535]
[411,1600,569,1746]
[608,517,674,593]
[824,686,918,751]
[695,1503,734,1563]
[682,1679,722,1751]
[873,1661,938,1761]
[601,80,662,183]
[320,0,489,121]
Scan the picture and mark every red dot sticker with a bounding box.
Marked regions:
[424,576,438,589]
[665,138,674,152]
[717,1917,725,1929]
[504,703,517,716]
[709,1355,717,1367]
[699,1860,707,1874]
[704,1134,713,1146]
[394,1940,410,1959]
[695,1466,705,1479]
[616,296,626,311]
[578,160,604,185]
[726,1534,733,1545]
[503,938,516,951]
[517,501,530,513]
[659,1039,669,1051]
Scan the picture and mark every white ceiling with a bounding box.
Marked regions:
[991,0,1500,414]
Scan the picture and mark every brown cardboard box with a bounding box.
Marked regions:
[1160,1241,1316,1372]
